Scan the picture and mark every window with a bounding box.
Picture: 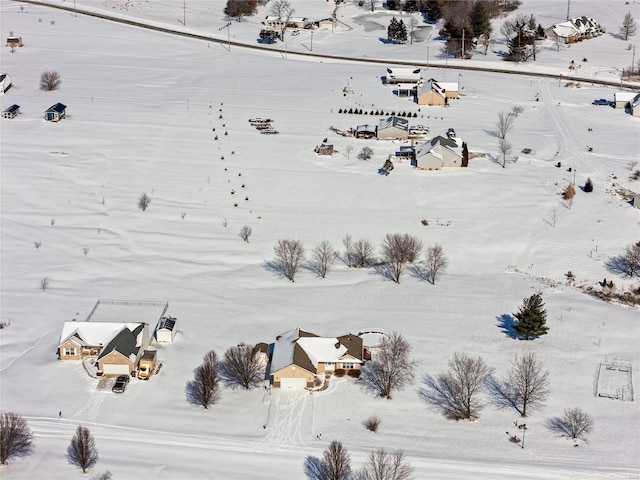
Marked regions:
[63,347,76,357]
[341,362,355,370]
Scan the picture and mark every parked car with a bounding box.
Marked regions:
[446,128,456,138]
[112,375,130,393]
[409,125,429,135]
[592,99,609,105]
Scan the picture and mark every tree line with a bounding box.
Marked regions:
[270,233,448,284]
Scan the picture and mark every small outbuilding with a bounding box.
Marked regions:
[355,124,377,139]
[2,104,19,119]
[0,73,12,94]
[314,143,334,155]
[6,36,23,48]
[155,316,177,343]
[44,103,66,121]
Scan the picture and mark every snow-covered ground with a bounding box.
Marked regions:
[1,0,639,478]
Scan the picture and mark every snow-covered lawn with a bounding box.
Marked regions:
[1,0,638,478]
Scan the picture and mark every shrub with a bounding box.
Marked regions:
[138,193,151,211]
[40,71,61,91]
[365,415,380,432]
[348,369,361,378]
[334,369,345,377]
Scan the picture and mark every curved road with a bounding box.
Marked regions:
[10,0,640,89]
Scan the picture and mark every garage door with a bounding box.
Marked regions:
[102,364,130,375]
[280,377,307,389]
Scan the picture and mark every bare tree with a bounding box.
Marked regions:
[421,352,494,420]
[358,146,374,161]
[138,192,151,211]
[408,17,419,45]
[620,241,640,277]
[0,412,33,465]
[380,233,423,283]
[353,239,375,268]
[562,183,576,208]
[620,12,637,41]
[343,233,354,268]
[344,144,354,160]
[546,407,593,440]
[239,225,252,242]
[365,0,376,12]
[311,240,336,278]
[273,239,305,282]
[425,244,448,284]
[224,0,257,21]
[495,111,515,140]
[490,352,550,417]
[40,71,61,91]
[360,332,417,399]
[320,440,352,480]
[269,0,295,39]
[187,350,221,408]
[219,344,264,389]
[498,137,512,168]
[354,448,413,480]
[67,425,98,473]
[40,277,49,292]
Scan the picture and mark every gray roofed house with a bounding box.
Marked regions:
[268,327,363,388]
[377,116,410,140]
[413,135,463,170]
[96,323,149,375]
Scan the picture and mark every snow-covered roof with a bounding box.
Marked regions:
[551,21,579,39]
[418,78,446,98]
[378,116,409,131]
[59,321,144,347]
[356,124,377,132]
[97,323,145,361]
[416,135,460,157]
[270,328,362,375]
[386,67,421,83]
[614,91,638,102]
[438,82,459,93]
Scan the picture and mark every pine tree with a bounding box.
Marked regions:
[396,19,408,43]
[469,1,491,38]
[583,178,593,192]
[513,294,548,340]
[387,17,399,41]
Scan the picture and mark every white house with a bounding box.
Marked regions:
[413,135,463,170]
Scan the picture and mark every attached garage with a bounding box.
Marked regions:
[280,377,308,389]
[102,363,131,375]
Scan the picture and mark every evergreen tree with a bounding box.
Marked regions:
[513,294,548,340]
[396,19,408,42]
[583,178,593,192]
[469,1,491,38]
[387,17,399,41]
[424,0,442,23]
[461,142,469,167]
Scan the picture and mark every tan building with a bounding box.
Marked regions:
[417,79,459,106]
[269,328,364,388]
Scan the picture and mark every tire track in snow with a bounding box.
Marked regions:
[262,390,310,447]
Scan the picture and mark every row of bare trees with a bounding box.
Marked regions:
[271,234,448,284]
[305,440,413,480]
[187,344,265,409]
[0,413,109,476]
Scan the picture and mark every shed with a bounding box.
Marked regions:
[0,74,12,94]
[2,104,19,119]
[44,103,66,121]
[314,144,334,155]
[355,124,377,139]
[6,37,23,48]
[634,194,640,209]
[155,316,177,343]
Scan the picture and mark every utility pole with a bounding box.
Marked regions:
[73,0,77,17]
[462,29,465,59]
[183,0,186,26]
[566,0,570,21]
[310,28,314,52]
[219,22,231,51]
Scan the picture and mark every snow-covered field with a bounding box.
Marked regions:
[1,0,639,478]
